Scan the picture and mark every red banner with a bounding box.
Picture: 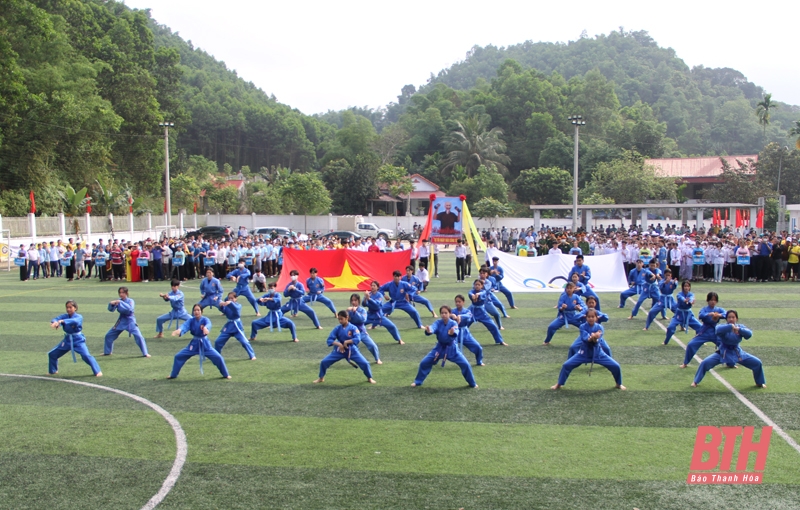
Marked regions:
[276,248,411,292]
[29,190,36,214]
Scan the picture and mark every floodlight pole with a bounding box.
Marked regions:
[159,122,174,237]
[568,115,585,233]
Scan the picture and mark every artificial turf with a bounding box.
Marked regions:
[0,252,798,509]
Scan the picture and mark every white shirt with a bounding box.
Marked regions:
[28,249,39,261]
[418,245,430,258]
[454,245,468,258]
[416,268,429,283]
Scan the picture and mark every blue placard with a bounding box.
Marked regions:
[14,257,26,266]
[137,258,149,267]
[737,255,750,266]
[95,255,107,264]
[245,257,253,265]
[692,249,705,265]
[204,257,215,266]
[172,256,185,266]
[60,258,71,266]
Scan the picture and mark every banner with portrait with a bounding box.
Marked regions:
[430,197,463,244]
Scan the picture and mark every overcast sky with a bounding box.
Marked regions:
[123,0,799,115]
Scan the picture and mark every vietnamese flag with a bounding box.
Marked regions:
[756,208,764,229]
[277,248,411,292]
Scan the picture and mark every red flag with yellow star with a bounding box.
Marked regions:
[276,248,411,292]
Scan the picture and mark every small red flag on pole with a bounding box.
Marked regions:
[724,209,729,227]
[29,190,36,214]
[86,193,92,214]
[193,202,197,213]
[128,195,133,214]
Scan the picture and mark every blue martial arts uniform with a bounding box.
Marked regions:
[104,298,148,356]
[657,246,668,274]
[226,267,260,315]
[48,313,101,375]
[569,263,600,309]
[544,292,587,344]
[567,310,611,358]
[170,316,229,378]
[619,267,646,308]
[482,276,508,325]
[401,274,434,313]
[379,280,423,328]
[199,276,224,311]
[558,323,622,386]
[348,306,380,362]
[302,276,337,315]
[663,291,703,345]
[645,280,677,329]
[694,323,765,386]
[414,318,476,387]
[363,292,401,342]
[631,267,661,317]
[318,323,372,380]
[251,292,297,340]
[683,305,728,365]
[214,300,256,358]
[489,264,515,308]
[281,281,321,328]
[452,306,484,365]
[156,289,192,333]
[467,289,504,344]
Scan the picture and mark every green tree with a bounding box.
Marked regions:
[377,164,413,217]
[448,165,508,205]
[585,154,676,204]
[442,115,510,177]
[58,185,89,216]
[208,186,240,214]
[471,197,511,229]
[511,167,572,205]
[327,155,379,214]
[756,93,776,136]
[170,174,201,211]
[702,157,768,204]
[789,120,800,150]
[279,173,332,232]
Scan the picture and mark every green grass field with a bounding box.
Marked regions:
[1,253,799,509]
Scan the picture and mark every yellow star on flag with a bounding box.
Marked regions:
[323,259,371,290]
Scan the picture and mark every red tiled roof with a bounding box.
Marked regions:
[646,155,758,178]
[404,190,447,199]
[408,173,441,190]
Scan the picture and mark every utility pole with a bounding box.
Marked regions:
[159,122,174,236]
[776,146,789,233]
[568,115,585,233]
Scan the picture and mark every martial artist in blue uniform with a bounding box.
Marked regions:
[301,268,337,317]
[155,279,192,338]
[251,283,298,342]
[692,310,766,388]
[363,281,403,344]
[566,296,611,359]
[226,260,261,316]
[468,279,506,345]
[168,304,231,379]
[380,271,423,328]
[198,268,224,311]
[347,293,381,364]
[681,291,727,368]
[544,282,587,345]
[402,266,437,317]
[281,269,322,329]
[412,305,477,388]
[629,259,662,319]
[453,294,484,366]
[552,309,626,390]
[48,300,102,376]
[489,256,517,309]
[644,270,676,330]
[663,281,703,345]
[313,311,375,384]
[568,255,600,310]
[478,268,507,329]
[103,287,149,357]
[214,292,257,360]
[657,243,668,274]
[619,259,646,308]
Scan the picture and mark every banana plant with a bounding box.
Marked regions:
[94,179,117,215]
[121,187,145,215]
[58,185,89,216]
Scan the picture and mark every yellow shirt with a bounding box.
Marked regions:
[789,246,800,264]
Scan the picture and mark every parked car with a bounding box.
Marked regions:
[184,225,231,241]
[325,231,362,242]
[251,226,292,238]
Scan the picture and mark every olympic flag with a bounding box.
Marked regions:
[486,248,629,293]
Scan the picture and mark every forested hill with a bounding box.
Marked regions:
[418,30,798,156]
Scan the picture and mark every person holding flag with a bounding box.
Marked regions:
[48,300,102,377]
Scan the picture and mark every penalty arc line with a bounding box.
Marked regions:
[628,297,800,457]
[0,373,187,510]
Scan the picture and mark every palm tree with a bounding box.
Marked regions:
[756,93,777,136]
[442,115,510,177]
[789,120,800,149]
